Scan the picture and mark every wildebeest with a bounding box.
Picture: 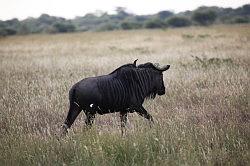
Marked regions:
[61,60,170,135]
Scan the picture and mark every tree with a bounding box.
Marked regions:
[236,4,250,16]
[114,7,130,20]
[192,10,217,25]
[157,11,173,19]
[38,14,54,25]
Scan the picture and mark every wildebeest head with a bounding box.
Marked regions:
[137,62,170,96]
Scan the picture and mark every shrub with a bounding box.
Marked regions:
[166,17,191,27]
[18,24,30,34]
[53,23,76,33]
[144,19,165,29]
[97,23,119,31]
[120,22,142,30]
[0,28,17,36]
[231,16,249,24]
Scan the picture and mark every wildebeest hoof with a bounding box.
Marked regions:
[56,124,69,139]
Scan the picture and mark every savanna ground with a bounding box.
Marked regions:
[0,24,249,165]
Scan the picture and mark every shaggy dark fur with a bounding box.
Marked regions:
[62,60,170,135]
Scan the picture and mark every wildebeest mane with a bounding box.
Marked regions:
[109,63,136,75]
[97,64,157,108]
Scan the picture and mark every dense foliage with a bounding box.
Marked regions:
[0,4,249,36]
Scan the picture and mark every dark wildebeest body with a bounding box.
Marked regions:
[62,60,170,135]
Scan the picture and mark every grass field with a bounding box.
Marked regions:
[0,24,249,165]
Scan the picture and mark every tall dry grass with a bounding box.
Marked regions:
[0,24,249,165]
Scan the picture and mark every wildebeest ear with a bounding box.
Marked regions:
[133,59,138,66]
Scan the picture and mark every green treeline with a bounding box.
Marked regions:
[0,4,249,36]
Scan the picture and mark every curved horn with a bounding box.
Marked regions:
[133,59,138,66]
[153,64,170,71]
[162,65,170,71]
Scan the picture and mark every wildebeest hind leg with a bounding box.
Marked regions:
[62,103,81,135]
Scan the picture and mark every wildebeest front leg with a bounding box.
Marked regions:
[136,106,154,126]
[120,112,128,136]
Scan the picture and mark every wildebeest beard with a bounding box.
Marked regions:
[147,91,157,99]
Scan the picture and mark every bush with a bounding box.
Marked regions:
[192,10,217,25]
[18,24,30,34]
[53,23,76,33]
[43,25,58,33]
[97,23,119,31]
[231,16,249,24]
[120,22,142,30]
[144,19,165,29]
[166,17,191,27]
[0,28,17,36]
